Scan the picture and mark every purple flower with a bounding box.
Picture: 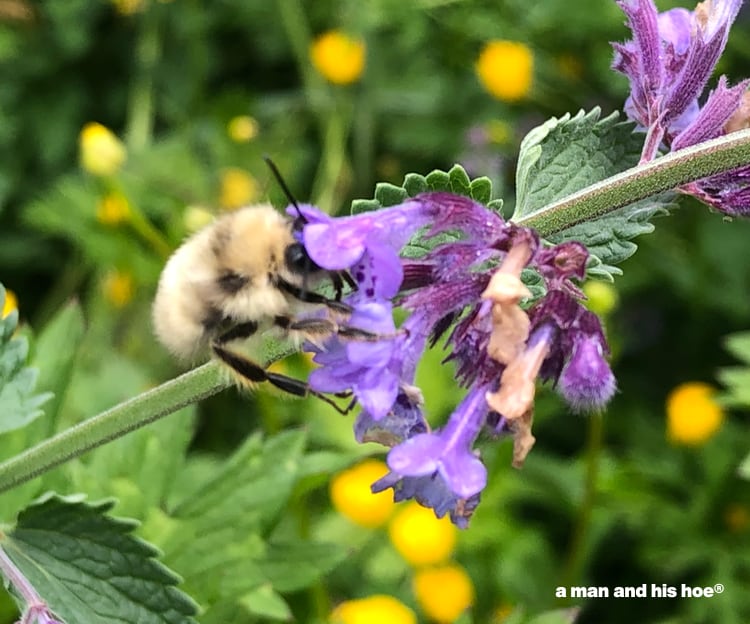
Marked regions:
[387,385,490,500]
[308,300,402,419]
[613,0,743,159]
[297,192,617,525]
[354,388,429,447]
[300,200,436,298]
[613,0,750,216]
[559,333,618,413]
[371,470,481,529]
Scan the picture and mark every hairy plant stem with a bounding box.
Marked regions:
[0,363,227,494]
[515,127,750,235]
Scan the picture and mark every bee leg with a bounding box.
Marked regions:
[275,316,385,342]
[212,343,355,415]
[274,277,352,315]
[329,271,357,301]
[215,320,259,344]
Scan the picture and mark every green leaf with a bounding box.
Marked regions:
[514,109,641,217]
[31,301,85,428]
[0,284,52,435]
[351,164,501,215]
[238,585,292,621]
[738,453,750,481]
[718,332,750,408]
[351,165,504,264]
[513,108,672,279]
[255,541,347,592]
[2,493,198,624]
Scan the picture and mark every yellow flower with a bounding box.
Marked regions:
[388,502,456,567]
[219,167,259,209]
[182,205,215,233]
[491,603,515,623]
[311,30,366,85]
[413,564,475,623]
[79,122,126,177]
[476,40,533,102]
[583,281,619,317]
[102,270,134,308]
[485,119,512,145]
[112,0,144,15]
[96,192,131,226]
[667,382,724,445]
[227,115,259,143]
[330,459,395,528]
[331,595,416,624]
[2,288,18,318]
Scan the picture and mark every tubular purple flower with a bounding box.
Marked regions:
[617,0,663,108]
[613,0,744,163]
[386,385,490,500]
[371,471,481,529]
[354,387,429,446]
[308,300,403,419]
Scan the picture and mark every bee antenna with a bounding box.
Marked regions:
[263,156,305,222]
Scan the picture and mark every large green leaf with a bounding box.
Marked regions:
[513,108,673,279]
[2,494,198,624]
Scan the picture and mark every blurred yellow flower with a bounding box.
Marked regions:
[79,122,126,177]
[96,192,131,226]
[666,382,724,445]
[388,502,456,567]
[182,205,215,233]
[583,280,619,317]
[476,40,533,102]
[2,288,18,318]
[331,595,416,624]
[227,115,259,143]
[491,602,515,623]
[219,167,259,209]
[413,564,474,623]
[311,30,366,85]
[485,119,512,145]
[330,459,395,528]
[103,270,134,308]
[724,503,750,533]
[112,0,144,15]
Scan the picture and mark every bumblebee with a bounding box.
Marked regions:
[152,161,360,410]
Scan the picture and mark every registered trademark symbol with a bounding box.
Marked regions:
[714,584,724,593]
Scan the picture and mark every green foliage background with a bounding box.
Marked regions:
[0,1,749,623]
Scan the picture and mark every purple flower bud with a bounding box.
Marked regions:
[558,333,617,413]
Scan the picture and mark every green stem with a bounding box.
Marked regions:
[312,110,348,209]
[276,0,351,211]
[126,202,173,260]
[125,4,160,151]
[0,363,228,494]
[560,411,603,593]
[514,127,750,235]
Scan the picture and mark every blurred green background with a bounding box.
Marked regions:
[1,1,749,623]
